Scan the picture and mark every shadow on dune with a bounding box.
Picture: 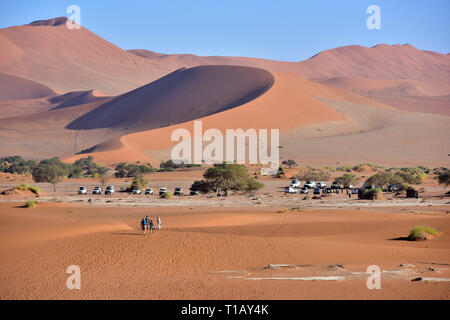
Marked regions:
[389,236,410,241]
[66,65,274,132]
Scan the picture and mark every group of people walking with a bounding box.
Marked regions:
[140,215,162,235]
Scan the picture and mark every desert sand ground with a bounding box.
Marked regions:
[1,173,449,300]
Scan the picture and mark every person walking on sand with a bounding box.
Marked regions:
[149,219,155,235]
[141,217,147,235]
[145,215,150,229]
[157,216,162,230]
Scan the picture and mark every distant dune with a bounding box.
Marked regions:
[0,17,449,166]
[49,90,110,110]
[0,72,55,101]
[129,44,450,116]
[67,65,275,131]
[0,17,173,95]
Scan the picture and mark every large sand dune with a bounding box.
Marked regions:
[67,65,274,131]
[130,44,450,116]
[0,72,55,101]
[0,17,448,166]
[0,17,173,95]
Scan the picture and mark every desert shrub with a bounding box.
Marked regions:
[408,226,437,241]
[281,160,297,168]
[25,200,37,208]
[337,165,352,172]
[324,166,336,171]
[160,192,172,199]
[364,170,425,190]
[293,168,330,182]
[159,160,201,171]
[437,169,450,188]
[361,188,383,200]
[114,162,155,178]
[275,166,285,178]
[127,177,148,192]
[16,183,41,195]
[352,163,366,172]
[0,156,37,174]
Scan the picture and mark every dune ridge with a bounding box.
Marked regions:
[67,65,275,131]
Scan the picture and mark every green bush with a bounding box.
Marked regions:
[337,165,352,172]
[161,192,172,199]
[25,200,37,208]
[190,180,212,193]
[0,156,37,174]
[127,176,148,192]
[361,188,383,200]
[293,168,330,182]
[16,183,41,195]
[408,226,437,241]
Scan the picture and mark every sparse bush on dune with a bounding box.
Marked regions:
[408,225,437,241]
[16,183,41,196]
[25,200,37,208]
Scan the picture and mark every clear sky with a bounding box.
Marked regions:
[1,0,449,61]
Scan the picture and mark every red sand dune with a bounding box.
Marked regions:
[67,65,275,131]
[130,44,450,116]
[0,17,173,95]
[49,90,110,110]
[0,72,55,101]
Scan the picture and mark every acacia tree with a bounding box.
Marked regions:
[438,170,450,189]
[203,164,264,195]
[334,173,360,188]
[97,166,110,190]
[32,163,67,192]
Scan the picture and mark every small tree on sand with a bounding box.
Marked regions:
[97,166,110,190]
[437,170,450,189]
[32,163,66,192]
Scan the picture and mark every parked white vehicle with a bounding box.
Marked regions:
[300,187,309,194]
[105,185,115,195]
[304,181,316,188]
[290,179,301,188]
[132,188,142,195]
[316,182,327,189]
[145,188,154,195]
[285,186,299,194]
[78,186,87,195]
[174,187,183,196]
[92,186,102,195]
[159,187,168,196]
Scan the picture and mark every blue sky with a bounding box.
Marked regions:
[1,0,449,61]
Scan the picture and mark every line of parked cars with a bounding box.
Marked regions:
[284,179,359,195]
[78,186,194,196]
[285,180,328,194]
